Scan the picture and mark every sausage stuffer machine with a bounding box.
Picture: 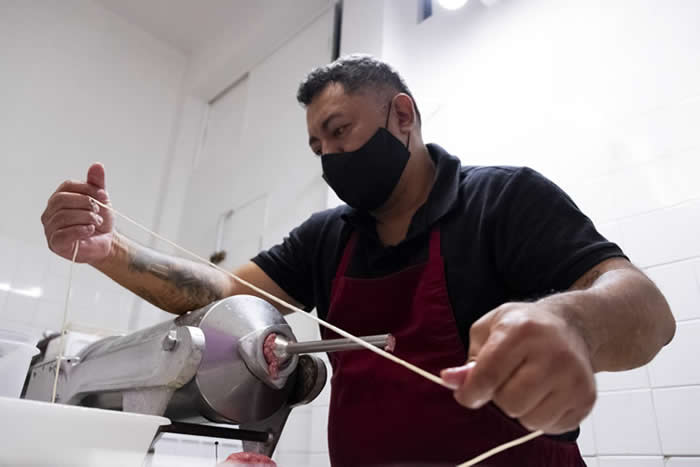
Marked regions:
[21,295,392,457]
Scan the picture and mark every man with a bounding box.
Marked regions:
[41,55,675,466]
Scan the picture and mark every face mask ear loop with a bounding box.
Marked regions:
[384,99,393,128]
[386,97,411,152]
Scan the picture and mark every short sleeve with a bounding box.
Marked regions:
[493,167,626,295]
[251,214,321,310]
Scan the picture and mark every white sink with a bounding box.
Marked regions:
[0,397,170,467]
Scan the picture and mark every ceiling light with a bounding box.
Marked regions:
[438,0,469,10]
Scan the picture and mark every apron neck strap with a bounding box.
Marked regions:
[336,230,359,278]
[428,226,442,259]
[336,226,442,279]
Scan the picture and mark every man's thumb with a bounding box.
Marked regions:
[87,162,106,189]
[467,308,498,361]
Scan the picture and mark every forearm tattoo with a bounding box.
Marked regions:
[127,246,226,312]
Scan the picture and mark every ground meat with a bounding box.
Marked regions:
[262,333,280,379]
[219,452,277,466]
[384,334,396,353]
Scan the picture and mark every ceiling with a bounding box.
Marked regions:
[93,0,332,54]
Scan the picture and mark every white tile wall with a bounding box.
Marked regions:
[150,434,243,466]
[275,407,312,454]
[596,222,626,252]
[584,456,700,467]
[649,321,700,387]
[0,289,8,322]
[217,441,245,463]
[0,236,20,287]
[274,452,311,467]
[41,270,71,305]
[149,453,212,467]
[619,200,700,269]
[665,148,700,206]
[179,438,215,460]
[592,390,661,455]
[309,453,331,467]
[574,184,619,226]
[653,387,700,455]
[596,366,651,392]
[0,236,136,342]
[616,97,700,166]
[315,372,332,406]
[692,262,700,309]
[611,160,668,219]
[310,405,330,454]
[4,294,41,332]
[598,457,664,467]
[32,300,65,331]
[10,244,49,295]
[152,434,180,456]
[646,260,700,322]
[579,415,598,456]
[666,458,700,466]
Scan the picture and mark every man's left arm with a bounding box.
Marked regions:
[550,256,674,371]
[441,257,675,434]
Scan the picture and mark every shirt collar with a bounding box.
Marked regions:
[341,143,462,241]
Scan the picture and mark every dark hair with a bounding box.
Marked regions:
[296,54,422,123]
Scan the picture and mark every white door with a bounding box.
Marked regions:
[177,75,257,269]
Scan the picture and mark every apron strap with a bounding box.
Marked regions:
[335,230,359,279]
[428,226,442,260]
[336,227,441,280]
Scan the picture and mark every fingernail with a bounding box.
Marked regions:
[442,367,466,379]
[441,361,477,388]
[441,361,476,377]
[95,215,103,225]
[441,369,465,389]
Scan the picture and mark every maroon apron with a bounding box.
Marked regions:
[323,227,585,466]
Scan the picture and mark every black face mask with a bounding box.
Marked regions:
[321,103,411,212]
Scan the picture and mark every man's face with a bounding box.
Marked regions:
[306,83,386,157]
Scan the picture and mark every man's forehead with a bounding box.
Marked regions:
[307,83,355,119]
[306,83,376,126]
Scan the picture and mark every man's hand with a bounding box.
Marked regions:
[41,163,115,264]
[440,302,597,434]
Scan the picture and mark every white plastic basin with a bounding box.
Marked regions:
[0,397,170,466]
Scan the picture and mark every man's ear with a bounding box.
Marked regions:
[391,93,416,133]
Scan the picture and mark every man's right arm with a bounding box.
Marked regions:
[93,231,300,315]
[42,163,301,316]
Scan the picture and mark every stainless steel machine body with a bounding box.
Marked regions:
[22,295,392,457]
[23,295,323,456]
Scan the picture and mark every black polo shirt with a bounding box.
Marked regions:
[253,144,625,442]
[253,143,625,346]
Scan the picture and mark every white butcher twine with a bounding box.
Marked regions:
[51,241,80,404]
[84,197,543,466]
